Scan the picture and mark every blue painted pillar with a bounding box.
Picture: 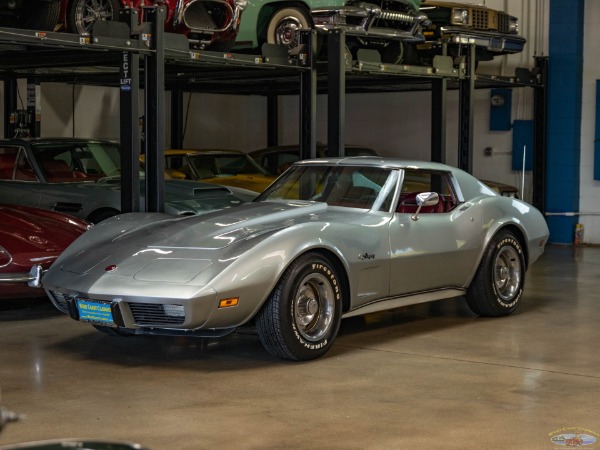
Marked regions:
[546,0,584,243]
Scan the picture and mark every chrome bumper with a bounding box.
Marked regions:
[0,265,43,288]
[440,27,526,54]
[311,5,427,42]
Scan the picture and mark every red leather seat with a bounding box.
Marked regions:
[0,153,16,179]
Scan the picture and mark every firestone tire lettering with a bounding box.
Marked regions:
[256,253,343,361]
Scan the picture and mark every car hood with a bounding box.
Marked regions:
[0,205,89,266]
[201,174,276,193]
[58,201,364,277]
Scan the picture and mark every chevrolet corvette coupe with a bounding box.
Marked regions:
[42,158,549,361]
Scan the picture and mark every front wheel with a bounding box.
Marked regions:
[266,7,311,52]
[465,231,525,317]
[67,0,121,35]
[0,0,60,30]
[256,253,343,361]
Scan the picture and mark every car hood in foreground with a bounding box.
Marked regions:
[56,201,366,278]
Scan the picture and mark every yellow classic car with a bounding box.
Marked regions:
[141,149,277,194]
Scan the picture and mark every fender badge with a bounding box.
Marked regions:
[358,253,375,261]
[105,264,118,272]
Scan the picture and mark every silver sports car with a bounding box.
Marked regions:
[42,158,549,361]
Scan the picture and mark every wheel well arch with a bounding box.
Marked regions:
[86,207,120,224]
[296,247,352,314]
[256,1,312,45]
[495,224,529,269]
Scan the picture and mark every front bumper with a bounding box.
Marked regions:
[0,265,43,288]
[437,27,526,54]
[311,5,427,42]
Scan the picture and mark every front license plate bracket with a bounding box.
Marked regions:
[76,299,116,327]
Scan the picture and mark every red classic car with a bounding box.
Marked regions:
[59,0,247,51]
[0,205,90,299]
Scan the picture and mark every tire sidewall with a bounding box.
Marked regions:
[266,7,311,47]
[281,256,342,358]
[486,234,524,312]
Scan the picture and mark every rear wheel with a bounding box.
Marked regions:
[256,253,342,361]
[67,0,121,35]
[465,231,525,317]
[266,7,311,52]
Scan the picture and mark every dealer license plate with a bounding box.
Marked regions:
[76,299,115,326]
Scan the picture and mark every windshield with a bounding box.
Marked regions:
[31,141,120,182]
[257,164,397,211]
[187,153,269,178]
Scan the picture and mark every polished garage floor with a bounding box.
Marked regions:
[1,245,599,449]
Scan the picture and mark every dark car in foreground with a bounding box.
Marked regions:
[0,138,249,223]
[0,205,90,299]
[42,158,548,361]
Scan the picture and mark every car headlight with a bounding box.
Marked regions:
[0,245,13,268]
[451,8,470,25]
[508,17,519,34]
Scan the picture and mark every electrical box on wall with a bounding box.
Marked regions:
[512,120,534,171]
[489,88,512,131]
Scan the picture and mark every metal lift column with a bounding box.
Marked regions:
[299,30,318,161]
[327,29,345,157]
[457,44,476,173]
[143,5,166,213]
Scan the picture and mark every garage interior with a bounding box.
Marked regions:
[1,0,600,448]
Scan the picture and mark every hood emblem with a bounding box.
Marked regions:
[105,264,118,272]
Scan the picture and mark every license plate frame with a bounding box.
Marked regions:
[76,299,115,327]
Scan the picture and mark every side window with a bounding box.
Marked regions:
[0,146,37,181]
[396,170,457,214]
[0,146,18,180]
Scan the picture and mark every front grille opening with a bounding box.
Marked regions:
[128,302,186,326]
[49,290,72,313]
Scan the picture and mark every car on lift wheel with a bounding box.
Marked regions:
[67,0,121,35]
[266,6,311,52]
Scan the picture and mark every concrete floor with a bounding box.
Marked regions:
[0,244,599,449]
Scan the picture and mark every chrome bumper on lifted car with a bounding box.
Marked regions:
[311,3,429,41]
[0,265,43,288]
[440,27,526,54]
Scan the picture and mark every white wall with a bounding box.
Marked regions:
[579,2,600,244]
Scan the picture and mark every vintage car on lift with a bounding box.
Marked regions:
[0,138,251,223]
[41,158,549,361]
[145,149,276,193]
[416,0,526,64]
[57,0,247,51]
[234,0,429,62]
[0,0,60,30]
[0,204,90,299]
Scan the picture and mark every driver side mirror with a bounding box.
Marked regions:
[412,192,439,221]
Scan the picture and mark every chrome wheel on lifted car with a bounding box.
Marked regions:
[68,0,121,35]
[0,0,60,31]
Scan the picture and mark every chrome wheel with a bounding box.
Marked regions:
[266,7,311,50]
[294,273,335,342]
[494,246,522,303]
[74,0,115,35]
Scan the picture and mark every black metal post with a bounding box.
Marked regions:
[532,56,548,213]
[26,78,41,138]
[299,29,317,161]
[431,78,447,163]
[120,50,141,214]
[143,6,166,213]
[3,78,17,139]
[267,94,279,147]
[457,44,475,173]
[327,29,345,157]
[171,88,184,149]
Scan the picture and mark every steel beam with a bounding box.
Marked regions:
[143,6,166,213]
[267,94,279,147]
[532,56,548,213]
[299,30,317,161]
[119,50,141,214]
[327,30,345,157]
[457,44,476,173]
